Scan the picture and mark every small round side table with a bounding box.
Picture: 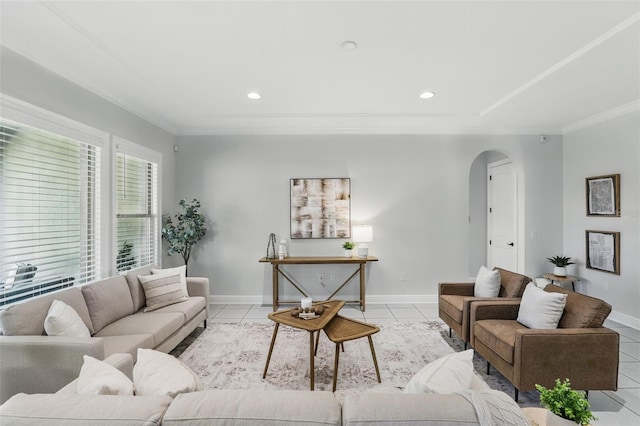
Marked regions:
[543,273,579,291]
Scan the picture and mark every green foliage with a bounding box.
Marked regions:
[536,379,596,425]
[342,241,355,250]
[116,241,136,272]
[161,199,207,275]
[546,256,575,267]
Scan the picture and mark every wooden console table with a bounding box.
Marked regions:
[258,256,378,311]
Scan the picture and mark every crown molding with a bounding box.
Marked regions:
[562,99,640,134]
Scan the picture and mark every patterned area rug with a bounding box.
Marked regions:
[173,321,540,407]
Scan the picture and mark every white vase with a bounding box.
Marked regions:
[554,266,567,276]
[344,249,352,258]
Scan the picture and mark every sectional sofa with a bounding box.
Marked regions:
[0,265,209,404]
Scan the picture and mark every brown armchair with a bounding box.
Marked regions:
[470,285,619,401]
[438,268,531,348]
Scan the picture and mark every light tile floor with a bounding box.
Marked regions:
[208,303,640,425]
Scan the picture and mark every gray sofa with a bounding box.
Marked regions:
[0,265,209,404]
[0,354,531,426]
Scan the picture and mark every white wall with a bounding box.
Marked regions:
[563,111,640,327]
[176,134,563,305]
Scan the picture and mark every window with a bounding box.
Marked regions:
[0,118,101,305]
[115,140,159,272]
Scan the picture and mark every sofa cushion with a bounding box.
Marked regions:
[125,265,156,312]
[544,285,612,328]
[44,300,91,338]
[517,283,567,329]
[149,296,206,323]
[95,311,184,348]
[405,349,475,394]
[163,390,341,426]
[0,287,94,335]
[81,276,134,333]
[474,266,501,297]
[474,319,527,364]
[439,295,465,323]
[77,355,134,396]
[496,267,531,298]
[100,334,155,360]
[133,348,202,397]
[0,393,171,425]
[138,273,188,312]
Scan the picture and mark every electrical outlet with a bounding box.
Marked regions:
[331,274,336,281]
[319,273,324,281]
[400,272,407,281]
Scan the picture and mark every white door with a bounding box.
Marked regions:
[487,160,518,271]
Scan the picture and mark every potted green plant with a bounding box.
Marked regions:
[342,241,355,257]
[161,199,207,276]
[547,256,575,277]
[534,379,596,425]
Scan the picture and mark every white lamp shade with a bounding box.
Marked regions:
[352,225,373,243]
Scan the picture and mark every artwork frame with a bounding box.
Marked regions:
[586,230,620,275]
[290,178,351,239]
[586,174,620,217]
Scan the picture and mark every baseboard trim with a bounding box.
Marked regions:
[208,294,439,306]
[608,310,640,330]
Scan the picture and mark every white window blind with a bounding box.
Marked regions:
[115,150,158,272]
[0,118,101,305]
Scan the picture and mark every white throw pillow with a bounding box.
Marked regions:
[151,265,187,291]
[517,283,567,329]
[133,348,202,398]
[138,273,188,312]
[474,265,501,297]
[404,349,475,394]
[44,299,91,337]
[77,355,134,395]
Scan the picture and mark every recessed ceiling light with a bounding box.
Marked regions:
[247,92,261,100]
[419,91,435,99]
[340,41,358,51]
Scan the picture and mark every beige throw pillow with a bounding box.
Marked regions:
[44,299,91,337]
[138,273,188,312]
[133,348,202,398]
[77,355,134,395]
[151,265,187,290]
[404,349,475,394]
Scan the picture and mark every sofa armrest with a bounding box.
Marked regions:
[186,277,210,317]
[438,282,475,297]
[470,300,521,321]
[514,327,619,391]
[0,335,105,404]
[56,353,134,395]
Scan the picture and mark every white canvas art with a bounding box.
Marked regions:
[290,178,350,239]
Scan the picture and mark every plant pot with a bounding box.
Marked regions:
[344,249,353,258]
[554,266,567,277]
[522,407,586,426]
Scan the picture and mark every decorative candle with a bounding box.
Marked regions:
[301,297,312,309]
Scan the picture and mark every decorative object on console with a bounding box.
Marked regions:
[586,173,620,217]
[535,378,596,426]
[161,198,207,276]
[266,233,277,259]
[290,178,350,239]
[352,225,373,259]
[586,230,620,275]
[278,239,288,259]
[342,241,354,257]
[546,256,574,277]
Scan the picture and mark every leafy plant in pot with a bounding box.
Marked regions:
[535,378,596,425]
[161,199,207,276]
[342,241,355,257]
[547,255,574,277]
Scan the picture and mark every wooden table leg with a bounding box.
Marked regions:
[332,342,340,392]
[368,335,381,383]
[263,323,279,378]
[309,331,315,390]
[359,263,366,311]
[272,265,279,311]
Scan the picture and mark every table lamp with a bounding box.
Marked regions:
[352,225,373,259]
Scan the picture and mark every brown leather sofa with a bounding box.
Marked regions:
[438,268,531,348]
[471,285,619,400]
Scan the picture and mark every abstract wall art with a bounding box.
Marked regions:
[290,178,350,239]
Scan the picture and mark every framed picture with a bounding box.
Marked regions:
[586,230,620,275]
[290,178,350,239]
[586,174,620,216]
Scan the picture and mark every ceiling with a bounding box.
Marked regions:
[1,1,639,135]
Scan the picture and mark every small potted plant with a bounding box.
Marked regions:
[533,379,596,426]
[342,241,355,257]
[547,256,575,277]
